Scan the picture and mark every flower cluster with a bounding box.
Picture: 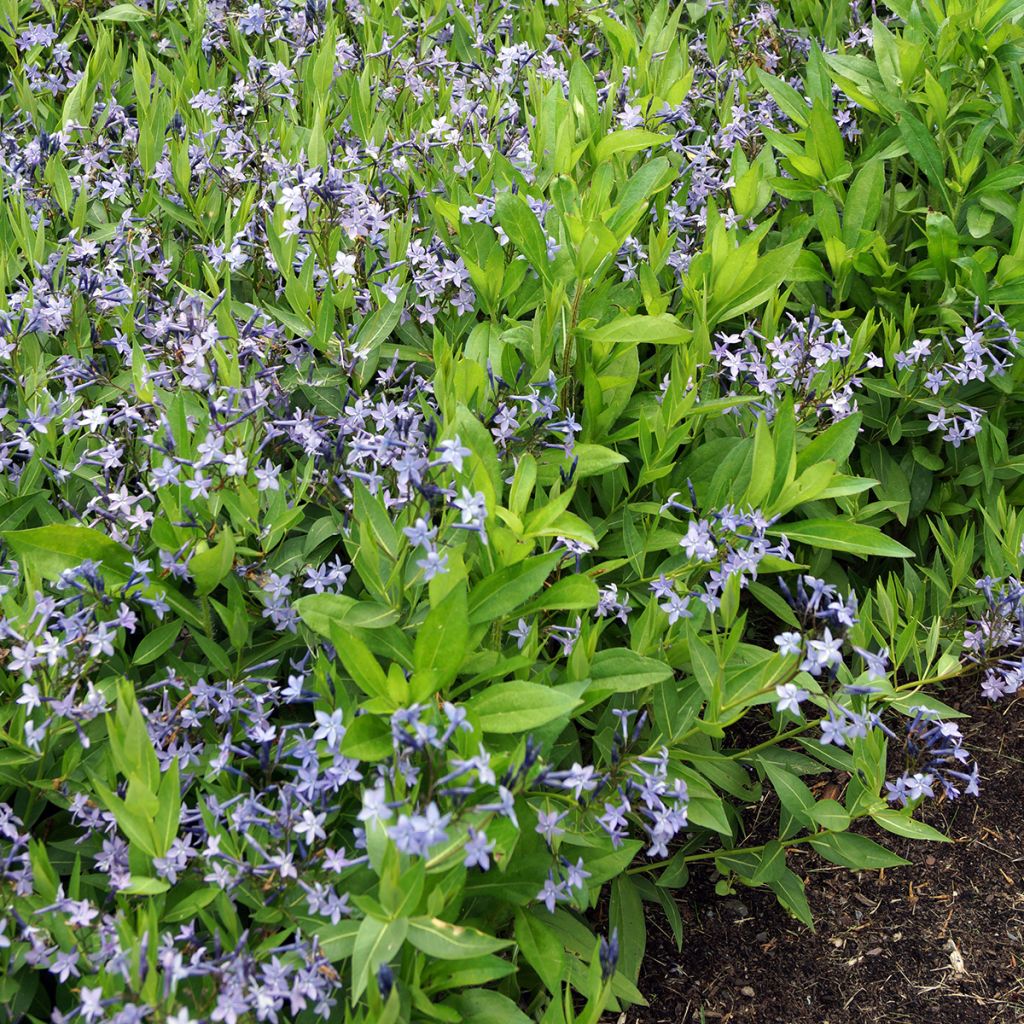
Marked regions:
[885,707,980,805]
[711,312,863,421]
[965,575,1024,700]
[896,305,1019,448]
[653,496,793,618]
[772,574,862,681]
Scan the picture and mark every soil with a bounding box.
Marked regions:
[621,693,1024,1024]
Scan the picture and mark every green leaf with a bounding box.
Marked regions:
[132,619,181,666]
[759,758,815,825]
[467,552,560,625]
[407,917,511,960]
[708,240,804,325]
[796,413,862,472]
[843,162,884,246]
[95,3,151,21]
[190,530,235,596]
[494,192,551,282]
[122,876,171,895]
[594,128,667,162]
[89,775,158,857]
[163,885,218,923]
[340,714,392,760]
[153,756,181,857]
[445,990,533,1024]
[295,594,399,633]
[755,69,810,127]
[808,831,910,869]
[351,916,408,1003]
[414,583,468,690]
[768,867,814,927]
[810,799,850,832]
[751,840,787,884]
[465,681,581,733]
[0,491,46,532]
[807,101,846,179]
[610,875,645,983]
[582,313,689,347]
[870,810,951,842]
[354,287,408,354]
[422,954,517,994]
[744,414,776,507]
[517,574,599,615]
[606,157,675,236]
[312,919,361,962]
[2,524,201,628]
[330,630,391,700]
[587,648,673,701]
[3,524,129,579]
[514,910,566,994]
[572,443,629,479]
[895,108,948,203]
[771,519,913,558]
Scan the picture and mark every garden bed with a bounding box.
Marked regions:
[628,695,1024,1024]
[5,2,1024,1022]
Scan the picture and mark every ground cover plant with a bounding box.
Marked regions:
[0,0,1023,1021]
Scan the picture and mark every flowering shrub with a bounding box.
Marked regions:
[1,0,1023,1022]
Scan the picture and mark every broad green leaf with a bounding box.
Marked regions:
[407,917,510,960]
[190,530,235,596]
[329,630,391,700]
[295,594,400,633]
[414,582,468,690]
[132,620,182,666]
[465,681,581,733]
[796,413,862,472]
[445,990,532,1024]
[467,552,561,625]
[95,3,151,21]
[587,648,673,701]
[422,954,518,993]
[354,287,407,353]
[810,799,850,832]
[572,443,629,478]
[895,107,948,203]
[582,313,689,347]
[759,759,815,825]
[772,519,913,558]
[751,840,787,884]
[594,128,667,162]
[495,192,551,282]
[3,524,128,579]
[351,916,408,1003]
[610,875,645,983]
[843,162,884,245]
[769,867,814,927]
[517,574,599,615]
[871,810,951,842]
[755,69,811,127]
[340,715,392,760]
[122,876,171,895]
[808,831,910,869]
[514,910,565,994]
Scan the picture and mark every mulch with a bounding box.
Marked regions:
[618,693,1024,1024]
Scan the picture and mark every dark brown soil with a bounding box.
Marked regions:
[623,695,1024,1024]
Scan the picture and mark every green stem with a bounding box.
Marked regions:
[727,721,814,760]
[200,594,214,638]
[627,830,828,875]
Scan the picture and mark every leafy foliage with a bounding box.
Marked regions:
[0,1,1022,1022]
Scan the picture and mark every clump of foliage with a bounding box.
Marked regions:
[1,0,1023,1022]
